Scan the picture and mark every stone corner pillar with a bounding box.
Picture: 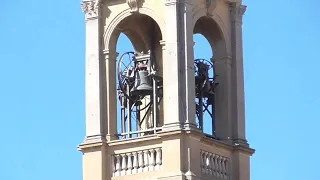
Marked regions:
[103,49,119,141]
[81,0,106,143]
[230,3,248,146]
[162,0,197,132]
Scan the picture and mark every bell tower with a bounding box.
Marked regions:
[79,0,255,180]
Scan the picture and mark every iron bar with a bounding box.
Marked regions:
[152,77,158,134]
[121,94,126,134]
[127,84,132,138]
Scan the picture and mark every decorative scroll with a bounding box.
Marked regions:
[127,0,140,13]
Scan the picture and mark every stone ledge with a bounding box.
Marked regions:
[77,135,107,152]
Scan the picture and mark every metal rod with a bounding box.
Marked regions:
[127,84,132,138]
[152,77,158,134]
[199,92,204,131]
[139,101,152,127]
[118,127,163,136]
[136,104,140,137]
[211,95,215,136]
[121,94,126,134]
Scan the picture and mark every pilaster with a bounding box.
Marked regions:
[81,0,105,142]
[231,146,253,180]
[162,0,184,130]
[79,143,108,180]
[103,50,119,141]
[230,3,248,146]
[182,2,198,131]
[213,56,233,143]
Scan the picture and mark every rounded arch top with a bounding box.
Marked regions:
[104,7,165,52]
[192,11,231,57]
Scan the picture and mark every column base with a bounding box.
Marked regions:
[232,138,249,147]
[78,134,106,151]
[106,133,118,141]
[183,123,199,132]
[162,122,184,132]
[185,171,205,180]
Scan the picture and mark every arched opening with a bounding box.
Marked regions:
[193,16,226,137]
[116,33,135,135]
[109,13,164,139]
[193,34,214,135]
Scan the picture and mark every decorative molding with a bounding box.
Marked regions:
[206,0,218,16]
[230,3,247,23]
[127,0,140,13]
[230,3,247,16]
[81,0,101,19]
[165,0,178,6]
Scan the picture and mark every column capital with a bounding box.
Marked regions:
[103,49,119,59]
[211,56,232,65]
[165,0,177,6]
[160,40,166,50]
[230,3,247,23]
[81,0,102,20]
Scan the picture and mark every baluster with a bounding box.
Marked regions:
[132,152,138,174]
[149,149,156,171]
[121,154,127,175]
[115,155,121,176]
[138,151,144,173]
[222,157,227,179]
[225,158,230,180]
[200,151,205,173]
[127,153,133,175]
[218,156,223,178]
[208,153,213,175]
[215,155,220,178]
[200,150,204,172]
[211,154,216,177]
[112,156,116,177]
[143,150,149,172]
[204,152,209,174]
[155,148,162,170]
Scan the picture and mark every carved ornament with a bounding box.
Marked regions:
[206,0,218,16]
[127,0,140,13]
[81,0,101,18]
[230,3,247,16]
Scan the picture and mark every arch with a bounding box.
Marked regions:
[192,11,230,57]
[104,7,165,53]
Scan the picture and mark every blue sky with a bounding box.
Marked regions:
[0,0,319,180]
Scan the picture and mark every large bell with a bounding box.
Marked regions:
[131,69,153,96]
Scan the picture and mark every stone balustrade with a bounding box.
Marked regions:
[112,147,162,177]
[200,150,230,179]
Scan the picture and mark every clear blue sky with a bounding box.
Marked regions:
[1,0,319,179]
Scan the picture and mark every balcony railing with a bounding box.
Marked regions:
[112,147,162,177]
[200,149,230,179]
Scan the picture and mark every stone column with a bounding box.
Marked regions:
[230,3,248,146]
[182,2,197,130]
[81,0,106,143]
[162,0,185,130]
[162,0,197,131]
[103,50,118,141]
[213,55,233,143]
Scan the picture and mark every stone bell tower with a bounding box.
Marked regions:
[78,0,254,180]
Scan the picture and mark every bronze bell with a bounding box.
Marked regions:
[130,68,153,96]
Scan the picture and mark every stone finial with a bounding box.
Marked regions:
[127,0,140,13]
